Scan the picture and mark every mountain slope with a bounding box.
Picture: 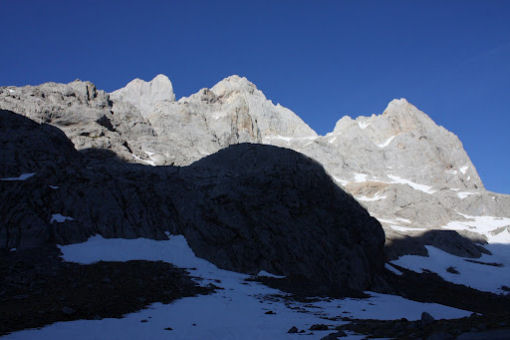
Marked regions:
[1,75,509,260]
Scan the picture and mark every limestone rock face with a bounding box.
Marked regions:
[1,75,509,260]
[0,110,384,294]
[178,144,384,292]
[208,75,317,139]
[0,80,155,162]
[110,74,176,118]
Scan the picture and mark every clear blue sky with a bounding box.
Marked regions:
[1,1,509,193]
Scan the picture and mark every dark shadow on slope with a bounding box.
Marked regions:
[3,108,509,331]
[377,261,510,315]
[0,109,385,298]
[385,229,491,261]
[373,241,510,316]
[0,245,214,336]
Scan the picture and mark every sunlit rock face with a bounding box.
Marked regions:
[1,75,509,259]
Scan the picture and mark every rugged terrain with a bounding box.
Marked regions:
[0,109,385,294]
[1,75,510,339]
[2,75,508,259]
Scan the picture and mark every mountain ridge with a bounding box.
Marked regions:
[1,74,509,260]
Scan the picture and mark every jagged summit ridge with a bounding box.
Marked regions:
[1,76,509,259]
[110,74,175,118]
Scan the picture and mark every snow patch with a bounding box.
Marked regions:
[460,165,469,174]
[444,214,510,244]
[457,192,476,199]
[257,270,286,279]
[333,176,349,186]
[1,172,36,181]
[356,193,387,202]
[385,263,403,275]
[390,225,427,232]
[50,214,74,223]
[376,136,395,148]
[0,236,462,339]
[353,173,368,182]
[49,185,59,190]
[265,135,317,143]
[358,121,370,129]
[132,153,156,166]
[387,174,435,194]
[392,245,510,294]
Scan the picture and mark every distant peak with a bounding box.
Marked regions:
[383,98,421,114]
[110,74,176,115]
[211,75,259,97]
[122,74,173,88]
[152,74,170,82]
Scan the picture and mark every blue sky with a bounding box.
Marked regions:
[1,1,509,193]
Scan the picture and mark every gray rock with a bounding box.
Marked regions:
[421,311,435,326]
[0,110,384,294]
[287,326,298,333]
[2,75,509,260]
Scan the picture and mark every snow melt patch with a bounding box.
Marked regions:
[333,176,349,186]
[132,153,156,166]
[459,165,469,174]
[353,173,368,182]
[257,270,286,279]
[356,193,387,202]
[387,174,435,194]
[0,235,467,339]
[457,191,477,199]
[392,245,510,294]
[444,214,510,244]
[385,263,403,276]
[50,214,74,223]
[358,121,370,129]
[264,135,317,144]
[390,225,427,233]
[376,136,395,148]
[1,172,36,181]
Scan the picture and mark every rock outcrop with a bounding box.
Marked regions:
[2,75,509,259]
[0,109,385,294]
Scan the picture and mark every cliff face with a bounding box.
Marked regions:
[0,109,385,294]
[1,75,509,260]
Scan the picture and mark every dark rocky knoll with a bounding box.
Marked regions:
[0,109,385,294]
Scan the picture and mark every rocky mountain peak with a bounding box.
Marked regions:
[210,75,259,98]
[110,74,175,117]
[379,98,438,135]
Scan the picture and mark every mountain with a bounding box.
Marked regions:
[2,76,510,339]
[2,75,508,260]
[0,109,384,295]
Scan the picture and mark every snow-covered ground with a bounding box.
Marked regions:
[444,214,510,243]
[4,235,470,340]
[390,214,510,294]
[391,245,510,294]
